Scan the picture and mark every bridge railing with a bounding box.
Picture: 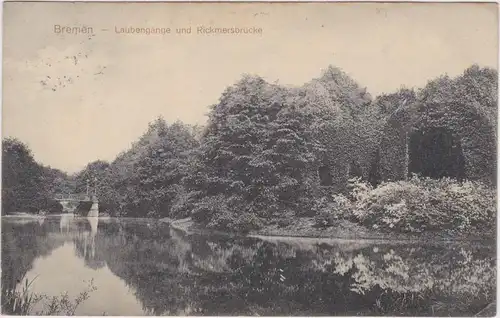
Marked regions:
[54,193,96,201]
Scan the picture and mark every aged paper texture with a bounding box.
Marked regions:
[2,2,498,316]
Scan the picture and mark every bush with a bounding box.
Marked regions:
[277,217,293,228]
[2,277,96,315]
[204,205,264,233]
[314,194,353,227]
[208,212,264,234]
[190,195,229,225]
[350,175,496,234]
[190,194,264,233]
[170,188,199,219]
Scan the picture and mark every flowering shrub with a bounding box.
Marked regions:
[350,175,496,234]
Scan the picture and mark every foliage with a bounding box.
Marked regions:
[303,66,373,188]
[370,87,417,120]
[43,200,64,214]
[1,276,96,316]
[2,138,44,213]
[72,118,200,218]
[3,64,496,226]
[418,64,498,125]
[2,138,77,214]
[183,68,374,231]
[1,138,73,214]
[125,121,199,218]
[2,277,40,315]
[39,166,76,198]
[208,210,264,234]
[378,65,497,186]
[345,176,496,234]
[2,119,199,218]
[74,160,110,195]
[313,194,353,227]
[38,281,97,315]
[184,76,318,229]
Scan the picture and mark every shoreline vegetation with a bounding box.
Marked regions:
[2,276,97,316]
[2,64,497,242]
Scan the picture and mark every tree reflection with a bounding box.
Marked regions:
[3,218,495,316]
[93,226,495,316]
[72,218,106,270]
[1,219,65,313]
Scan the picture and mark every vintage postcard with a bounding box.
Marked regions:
[1,1,497,316]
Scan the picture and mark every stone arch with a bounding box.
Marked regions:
[378,102,496,185]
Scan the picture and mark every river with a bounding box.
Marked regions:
[1,216,496,316]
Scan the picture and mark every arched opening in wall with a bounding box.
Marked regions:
[408,127,465,181]
[318,166,333,186]
[348,160,363,179]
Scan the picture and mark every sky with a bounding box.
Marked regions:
[2,2,498,173]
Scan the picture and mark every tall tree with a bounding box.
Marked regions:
[2,138,45,213]
[85,117,200,217]
[184,73,359,230]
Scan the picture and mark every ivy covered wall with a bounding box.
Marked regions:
[378,101,496,185]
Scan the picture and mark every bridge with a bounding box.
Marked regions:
[54,193,99,217]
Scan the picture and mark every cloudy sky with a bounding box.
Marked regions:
[3,2,498,173]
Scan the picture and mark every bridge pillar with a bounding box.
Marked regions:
[88,201,99,218]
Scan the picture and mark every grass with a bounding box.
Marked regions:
[1,276,97,315]
[2,276,41,315]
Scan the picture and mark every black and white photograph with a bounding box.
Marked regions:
[1,2,498,316]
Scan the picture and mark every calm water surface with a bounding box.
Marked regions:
[1,216,496,316]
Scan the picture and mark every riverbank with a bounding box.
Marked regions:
[4,213,493,242]
[166,217,495,243]
[475,302,496,317]
[253,217,496,242]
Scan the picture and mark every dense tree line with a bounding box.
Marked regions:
[2,138,73,214]
[178,69,372,231]
[73,118,201,218]
[2,64,496,228]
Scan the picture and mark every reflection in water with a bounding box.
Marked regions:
[1,217,496,316]
[88,217,98,235]
[74,217,100,267]
[59,214,74,233]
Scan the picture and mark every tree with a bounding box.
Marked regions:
[128,121,199,217]
[74,160,110,195]
[418,64,497,126]
[2,138,45,213]
[39,166,75,197]
[84,118,200,217]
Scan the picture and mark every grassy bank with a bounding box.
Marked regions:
[171,216,494,242]
[252,218,495,242]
